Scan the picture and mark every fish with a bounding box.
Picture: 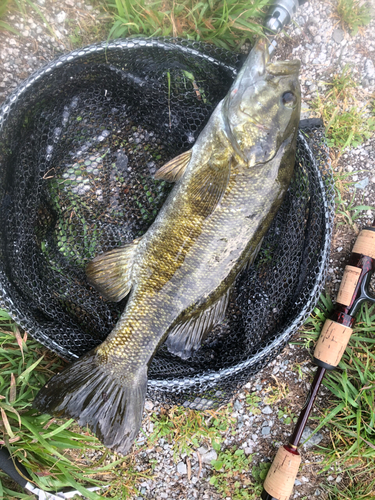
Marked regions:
[33,39,301,454]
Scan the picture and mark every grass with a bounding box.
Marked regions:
[312,65,375,151]
[148,405,236,460]
[334,171,374,231]
[210,447,256,499]
[335,0,372,35]
[0,308,153,499]
[300,297,375,498]
[0,0,21,35]
[105,0,270,49]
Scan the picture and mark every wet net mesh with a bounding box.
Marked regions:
[0,38,334,409]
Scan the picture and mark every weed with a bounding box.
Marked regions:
[245,392,262,415]
[335,0,372,35]
[148,405,236,460]
[0,0,21,35]
[311,65,375,150]
[324,472,375,499]
[210,447,257,499]
[105,0,269,50]
[251,461,271,485]
[277,407,297,425]
[263,381,289,405]
[0,309,151,499]
[335,190,374,231]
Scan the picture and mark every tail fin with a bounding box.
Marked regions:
[33,350,147,455]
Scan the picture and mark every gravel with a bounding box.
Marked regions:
[0,0,374,499]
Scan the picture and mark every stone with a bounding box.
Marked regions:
[177,462,187,475]
[262,426,271,436]
[201,449,218,465]
[56,11,67,24]
[197,446,209,455]
[354,177,369,190]
[262,406,273,415]
[233,399,243,411]
[144,400,154,411]
[332,28,344,43]
[301,426,324,448]
[365,59,375,80]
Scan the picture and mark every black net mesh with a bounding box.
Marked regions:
[0,38,334,409]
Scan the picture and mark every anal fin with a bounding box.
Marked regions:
[86,239,141,302]
[166,288,231,360]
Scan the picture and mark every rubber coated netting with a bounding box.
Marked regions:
[0,38,334,409]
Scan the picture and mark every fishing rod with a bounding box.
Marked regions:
[264,0,308,54]
[261,223,375,500]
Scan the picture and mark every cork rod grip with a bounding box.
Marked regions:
[336,265,361,307]
[263,446,301,500]
[352,229,375,259]
[313,319,353,368]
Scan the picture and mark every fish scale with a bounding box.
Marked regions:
[33,39,301,454]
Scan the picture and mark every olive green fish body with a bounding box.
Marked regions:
[34,40,301,454]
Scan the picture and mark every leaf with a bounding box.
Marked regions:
[302,402,346,443]
[14,328,25,363]
[1,407,15,438]
[9,373,16,403]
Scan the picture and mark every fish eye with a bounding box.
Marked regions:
[281,92,297,108]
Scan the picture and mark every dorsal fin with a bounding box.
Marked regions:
[86,239,141,302]
[154,150,192,182]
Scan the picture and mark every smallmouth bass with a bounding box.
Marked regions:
[34,40,301,454]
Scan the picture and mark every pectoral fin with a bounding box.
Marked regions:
[86,239,141,302]
[154,150,192,182]
[166,288,232,359]
[189,156,232,217]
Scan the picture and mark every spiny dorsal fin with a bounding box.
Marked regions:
[86,239,141,302]
[165,287,232,359]
[154,150,192,182]
[188,156,232,217]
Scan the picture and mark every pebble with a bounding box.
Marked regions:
[262,405,273,415]
[201,449,217,465]
[144,400,154,411]
[332,28,345,43]
[262,426,271,436]
[365,59,375,79]
[355,177,369,190]
[301,426,324,448]
[177,462,187,475]
[56,11,67,23]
